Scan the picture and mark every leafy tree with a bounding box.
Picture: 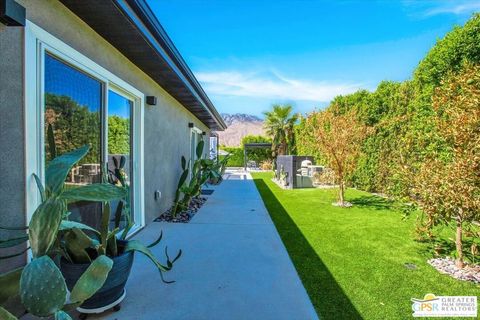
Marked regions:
[241,135,273,164]
[45,94,131,166]
[241,135,271,145]
[295,115,325,163]
[305,107,369,206]
[45,94,101,165]
[352,81,414,193]
[263,104,299,156]
[412,64,480,268]
[108,115,130,155]
[414,13,480,100]
[330,90,373,123]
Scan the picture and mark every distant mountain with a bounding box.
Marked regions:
[216,113,266,147]
[221,113,263,126]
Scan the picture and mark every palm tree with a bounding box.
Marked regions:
[263,104,299,156]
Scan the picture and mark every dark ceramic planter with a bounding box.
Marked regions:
[60,240,134,310]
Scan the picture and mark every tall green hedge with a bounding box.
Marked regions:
[414,13,480,99]
[219,147,244,167]
[219,135,273,167]
[295,13,480,197]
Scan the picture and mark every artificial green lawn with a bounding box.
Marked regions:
[251,172,479,320]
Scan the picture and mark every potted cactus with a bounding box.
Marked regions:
[0,146,181,319]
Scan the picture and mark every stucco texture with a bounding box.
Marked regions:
[0,25,27,272]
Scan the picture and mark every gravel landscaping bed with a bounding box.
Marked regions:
[155,196,207,223]
[428,257,480,284]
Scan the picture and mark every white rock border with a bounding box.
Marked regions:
[428,257,480,284]
[332,201,353,208]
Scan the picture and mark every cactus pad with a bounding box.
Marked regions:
[28,198,64,257]
[20,256,67,317]
[70,255,113,303]
[55,310,72,320]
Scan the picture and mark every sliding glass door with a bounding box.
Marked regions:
[190,129,204,174]
[107,90,134,230]
[24,23,145,233]
[44,53,104,228]
[43,52,135,230]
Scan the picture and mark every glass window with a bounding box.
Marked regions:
[107,90,134,229]
[209,136,217,160]
[43,52,138,231]
[190,130,196,160]
[197,132,204,158]
[190,130,204,172]
[44,53,103,228]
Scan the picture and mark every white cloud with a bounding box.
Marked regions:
[403,0,480,17]
[426,1,480,16]
[196,70,364,103]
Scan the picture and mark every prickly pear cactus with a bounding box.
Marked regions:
[55,310,72,320]
[70,255,113,303]
[19,256,67,317]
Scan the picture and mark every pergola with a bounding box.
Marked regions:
[243,143,272,170]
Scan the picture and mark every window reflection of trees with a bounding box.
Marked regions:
[44,94,131,186]
[45,93,101,185]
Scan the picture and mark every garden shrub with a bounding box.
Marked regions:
[219,147,244,167]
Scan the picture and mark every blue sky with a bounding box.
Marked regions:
[45,54,132,119]
[148,0,480,117]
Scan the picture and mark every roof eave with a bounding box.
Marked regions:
[124,0,227,130]
[59,0,226,131]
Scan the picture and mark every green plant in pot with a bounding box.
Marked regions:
[0,146,181,319]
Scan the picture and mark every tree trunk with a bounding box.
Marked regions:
[338,180,345,206]
[280,142,287,155]
[455,218,464,269]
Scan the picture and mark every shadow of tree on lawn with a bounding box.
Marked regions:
[350,195,395,211]
[253,179,363,320]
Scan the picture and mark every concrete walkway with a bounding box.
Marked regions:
[96,170,318,320]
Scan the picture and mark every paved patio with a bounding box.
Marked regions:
[93,170,318,320]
